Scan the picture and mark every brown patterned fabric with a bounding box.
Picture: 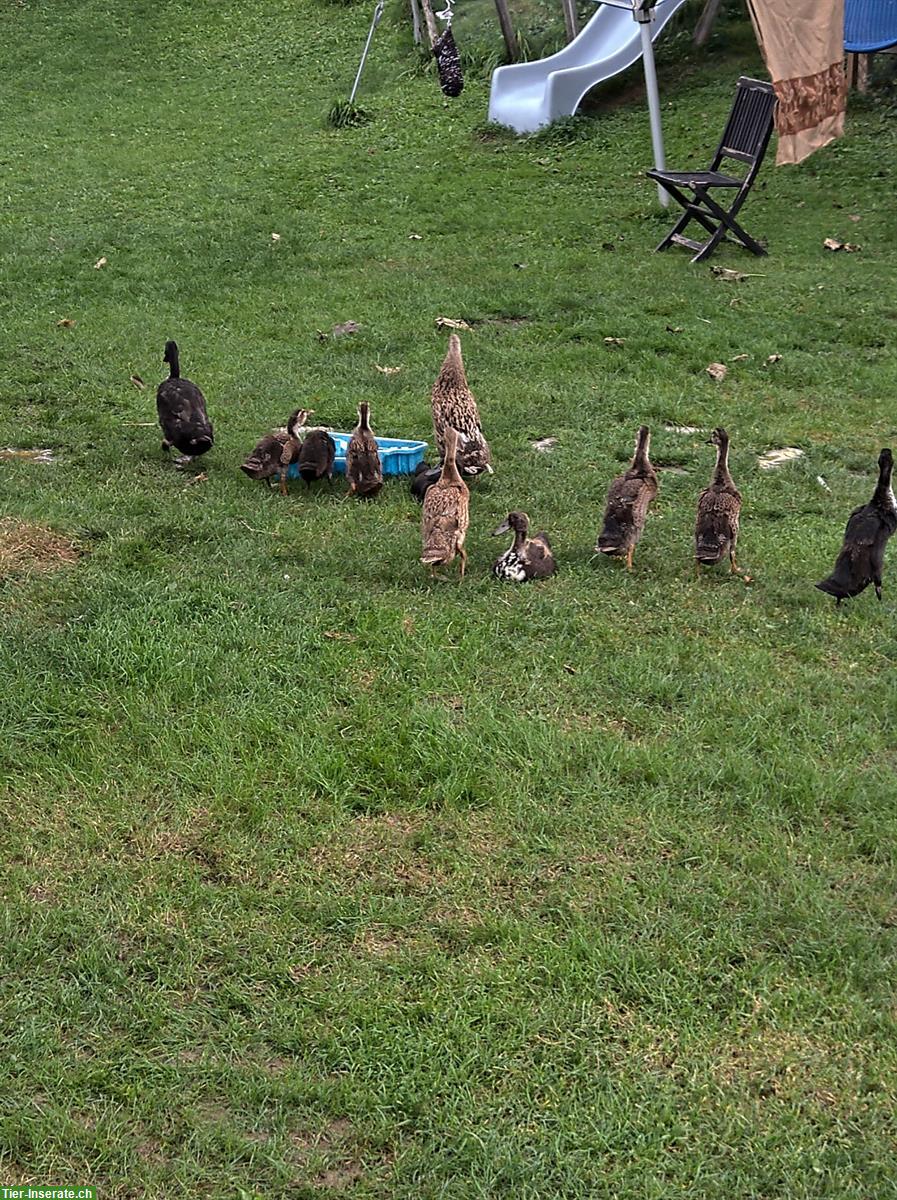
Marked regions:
[748,0,846,165]
[774,61,847,137]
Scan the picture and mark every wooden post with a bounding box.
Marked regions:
[693,0,723,46]
[560,0,579,43]
[419,0,440,47]
[493,0,519,61]
[410,0,422,45]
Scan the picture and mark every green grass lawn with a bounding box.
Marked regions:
[2,1,897,1196]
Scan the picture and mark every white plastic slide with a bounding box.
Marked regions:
[488,0,690,134]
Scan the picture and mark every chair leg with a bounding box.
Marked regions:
[690,224,728,263]
[699,190,766,257]
[656,212,692,252]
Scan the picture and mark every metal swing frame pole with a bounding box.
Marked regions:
[350,0,386,105]
[596,0,670,207]
[635,2,670,207]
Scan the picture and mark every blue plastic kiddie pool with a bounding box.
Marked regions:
[285,433,428,478]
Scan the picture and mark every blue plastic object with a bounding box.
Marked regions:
[285,433,428,479]
[845,0,897,52]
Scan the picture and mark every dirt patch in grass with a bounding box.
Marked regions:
[713,1028,855,1106]
[0,519,79,576]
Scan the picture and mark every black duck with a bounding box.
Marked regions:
[695,427,742,574]
[491,512,556,582]
[156,340,213,465]
[596,425,658,570]
[297,428,336,488]
[816,448,897,605]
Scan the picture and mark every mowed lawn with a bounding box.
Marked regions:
[2,1,897,1196]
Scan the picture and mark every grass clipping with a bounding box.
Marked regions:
[0,519,79,577]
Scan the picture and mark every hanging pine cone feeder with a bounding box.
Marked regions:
[433,26,463,97]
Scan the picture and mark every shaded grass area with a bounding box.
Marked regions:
[1,1,897,1196]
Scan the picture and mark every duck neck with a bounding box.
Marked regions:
[712,438,733,487]
[441,434,463,485]
[632,428,651,472]
[167,346,180,379]
[873,456,894,506]
[443,335,467,388]
[358,405,371,433]
[512,524,527,552]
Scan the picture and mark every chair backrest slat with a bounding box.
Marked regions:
[714,77,777,167]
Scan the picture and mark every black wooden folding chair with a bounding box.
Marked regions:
[647,76,777,264]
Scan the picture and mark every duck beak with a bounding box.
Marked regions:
[492,518,511,536]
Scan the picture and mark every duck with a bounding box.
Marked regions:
[240,409,313,495]
[596,425,658,570]
[156,340,213,464]
[297,428,336,488]
[410,453,464,504]
[421,425,470,579]
[816,448,897,605]
[345,402,383,499]
[491,512,556,582]
[411,460,440,504]
[695,427,742,574]
[430,334,492,477]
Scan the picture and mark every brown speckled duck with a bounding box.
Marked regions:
[345,402,383,499]
[241,408,313,495]
[421,425,470,579]
[596,425,658,570]
[430,334,492,477]
[695,427,742,574]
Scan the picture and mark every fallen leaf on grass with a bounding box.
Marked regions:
[823,238,860,252]
[530,437,558,453]
[730,353,749,362]
[848,214,861,223]
[513,262,528,270]
[435,317,472,331]
[710,266,765,281]
[408,232,423,240]
[332,321,360,338]
[374,364,402,376]
[324,630,357,642]
[758,447,804,469]
[765,354,782,365]
[817,475,831,492]
[56,318,76,328]
[706,362,728,381]
[271,232,281,242]
[129,374,145,389]
[666,324,683,333]
[185,472,208,485]
[93,256,107,269]
[604,337,625,348]
[0,447,55,463]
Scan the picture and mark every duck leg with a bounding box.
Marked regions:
[161,439,171,452]
[458,546,468,580]
[729,549,743,575]
[875,579,883,601]
[278,474,289,498]
[625,547,634,572]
